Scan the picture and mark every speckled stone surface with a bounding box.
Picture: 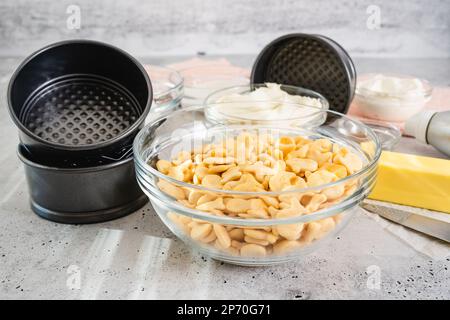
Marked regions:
[0,57,449,300]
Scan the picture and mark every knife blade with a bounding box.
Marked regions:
[362,199,450,243]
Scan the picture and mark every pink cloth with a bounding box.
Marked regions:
[348,87,450,133]
[166,58,250,86]
[167,57,250,76]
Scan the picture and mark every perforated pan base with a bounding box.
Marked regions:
[251,34,356,114]
[20,74,141,148]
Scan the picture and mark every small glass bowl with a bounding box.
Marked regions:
[357,118,401,151]
[354,73,432,122]
[179,65,249,107]
[145,65,183,113]
[133,105,381,266]
[204,84,329,126]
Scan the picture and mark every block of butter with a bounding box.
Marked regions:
[369,151,450,214]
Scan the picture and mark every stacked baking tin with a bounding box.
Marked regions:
[7,40,153,223]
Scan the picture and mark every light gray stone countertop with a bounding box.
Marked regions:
[0,56,449,300]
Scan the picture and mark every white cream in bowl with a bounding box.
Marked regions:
[206,83,326,125]
[355,74,432,122]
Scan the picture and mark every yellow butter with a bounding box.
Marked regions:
[369,151,450,214]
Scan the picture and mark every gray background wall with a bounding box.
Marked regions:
[0,0,449,58]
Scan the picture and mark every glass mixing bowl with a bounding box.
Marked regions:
[133,104,380,266]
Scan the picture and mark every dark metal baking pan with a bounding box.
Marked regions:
[18,144,148,224]
[251,33,356,114]
[8,40,152,158]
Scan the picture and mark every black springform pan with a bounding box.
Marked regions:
[251,33,356,114]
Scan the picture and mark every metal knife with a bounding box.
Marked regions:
[362,199,450,243]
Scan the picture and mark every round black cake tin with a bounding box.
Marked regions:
[251,33,356,114]
[18,144,148,224]
[8,40,153,223]
[8,39,153,158]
